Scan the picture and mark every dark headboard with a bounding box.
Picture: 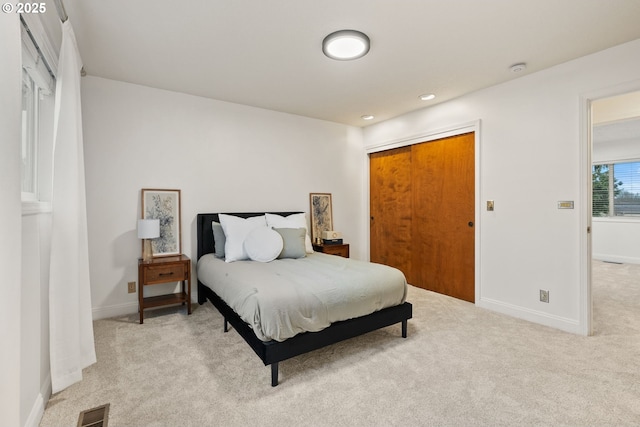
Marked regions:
[196,212,302,261]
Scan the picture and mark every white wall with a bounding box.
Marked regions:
[592,218,640,263]
[0,12,23,427]
[81,76,364,318]
[363,38,640,334]
[20,214,52,426]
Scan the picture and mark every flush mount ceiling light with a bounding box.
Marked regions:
[361,115,375,120]
[419,93,436,101]
[323,30,370,60]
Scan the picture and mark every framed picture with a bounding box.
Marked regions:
[141,189,181,257]
[309,193,333,242]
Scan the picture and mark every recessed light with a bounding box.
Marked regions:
[323,30,370,61]
[510,63,527,73]
[419,93,436,101]
[361,115,375,120]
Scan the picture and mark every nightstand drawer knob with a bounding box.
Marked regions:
[159,272,174,276]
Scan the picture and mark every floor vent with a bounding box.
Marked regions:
[77,403,110,427]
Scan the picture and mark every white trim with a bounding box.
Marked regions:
[474,124,482,304]
[579,93,593,336]
[592,217,640,224]
[477,297,581,334]
[91,298,199,320]
[593,254,640,265]
[21,26,54,96]
[593,155,640,165]
[363,120,482,303]
[92,301,139,321]
[24,374,51,427]
[579,78,640,337]
[362,150,371,260]
[21,201,52,216]
[365,120,479,154]
[20,13,58,76]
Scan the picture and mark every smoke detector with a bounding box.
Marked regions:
[510,63,527,73]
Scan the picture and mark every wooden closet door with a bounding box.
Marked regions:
[411,132,475,302]
[369,146,415,284]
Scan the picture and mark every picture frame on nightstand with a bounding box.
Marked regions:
[141,188,182,257]
[309,192,333,243]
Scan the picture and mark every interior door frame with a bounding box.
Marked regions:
[364,120,482,303]
[579,79,640,336]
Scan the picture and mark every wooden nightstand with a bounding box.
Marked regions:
[313,243,350,258]
[138,255,191,324]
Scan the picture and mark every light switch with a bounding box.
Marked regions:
[487,200,494,211]
[557,201,574,209]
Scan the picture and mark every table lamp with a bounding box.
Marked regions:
[137,218,160,262]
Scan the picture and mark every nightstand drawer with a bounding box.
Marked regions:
[312,243,350,258]
[144,263,187,284]
[322,245,347,256]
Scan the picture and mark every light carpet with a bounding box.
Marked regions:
[40,260,640,426]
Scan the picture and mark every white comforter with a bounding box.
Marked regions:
[196,252,407,342]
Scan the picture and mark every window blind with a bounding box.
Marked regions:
[593,161,640,217]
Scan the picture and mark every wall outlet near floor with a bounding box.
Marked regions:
[128,281,136,293]
[539,289,549,303]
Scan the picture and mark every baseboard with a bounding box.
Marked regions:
[592,254,640,264]
[92,301,138,320]
[477,297,582,335]
[92,298,198,321]
[24,374,51,427]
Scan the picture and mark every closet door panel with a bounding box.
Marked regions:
[411,132,475,302]
[369,146,414,284]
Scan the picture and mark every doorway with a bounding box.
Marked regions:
[579,85,640,335]
[369,132,475,302]
[589,90,640,334]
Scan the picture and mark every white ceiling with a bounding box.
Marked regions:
[62,0,640,127]
[594,119,640,144]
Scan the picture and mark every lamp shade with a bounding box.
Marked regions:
[137,219,160,239]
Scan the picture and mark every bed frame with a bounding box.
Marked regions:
[196,212,413,386]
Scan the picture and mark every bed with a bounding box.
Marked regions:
[196,212,413,386]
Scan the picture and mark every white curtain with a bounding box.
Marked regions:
[49,20,96,394]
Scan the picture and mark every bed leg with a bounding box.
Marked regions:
[402,319,408,338]
[271,363,279,387]
[224,319,229,333]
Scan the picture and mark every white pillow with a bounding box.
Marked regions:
[219,214,267,262]
[266,213,313,253]
[244,227,283,262]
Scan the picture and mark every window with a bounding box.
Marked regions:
[20,16,55,209]
[21,69,39,200]
[592,161,640,217]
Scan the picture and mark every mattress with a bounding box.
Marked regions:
[197,252,407,342]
